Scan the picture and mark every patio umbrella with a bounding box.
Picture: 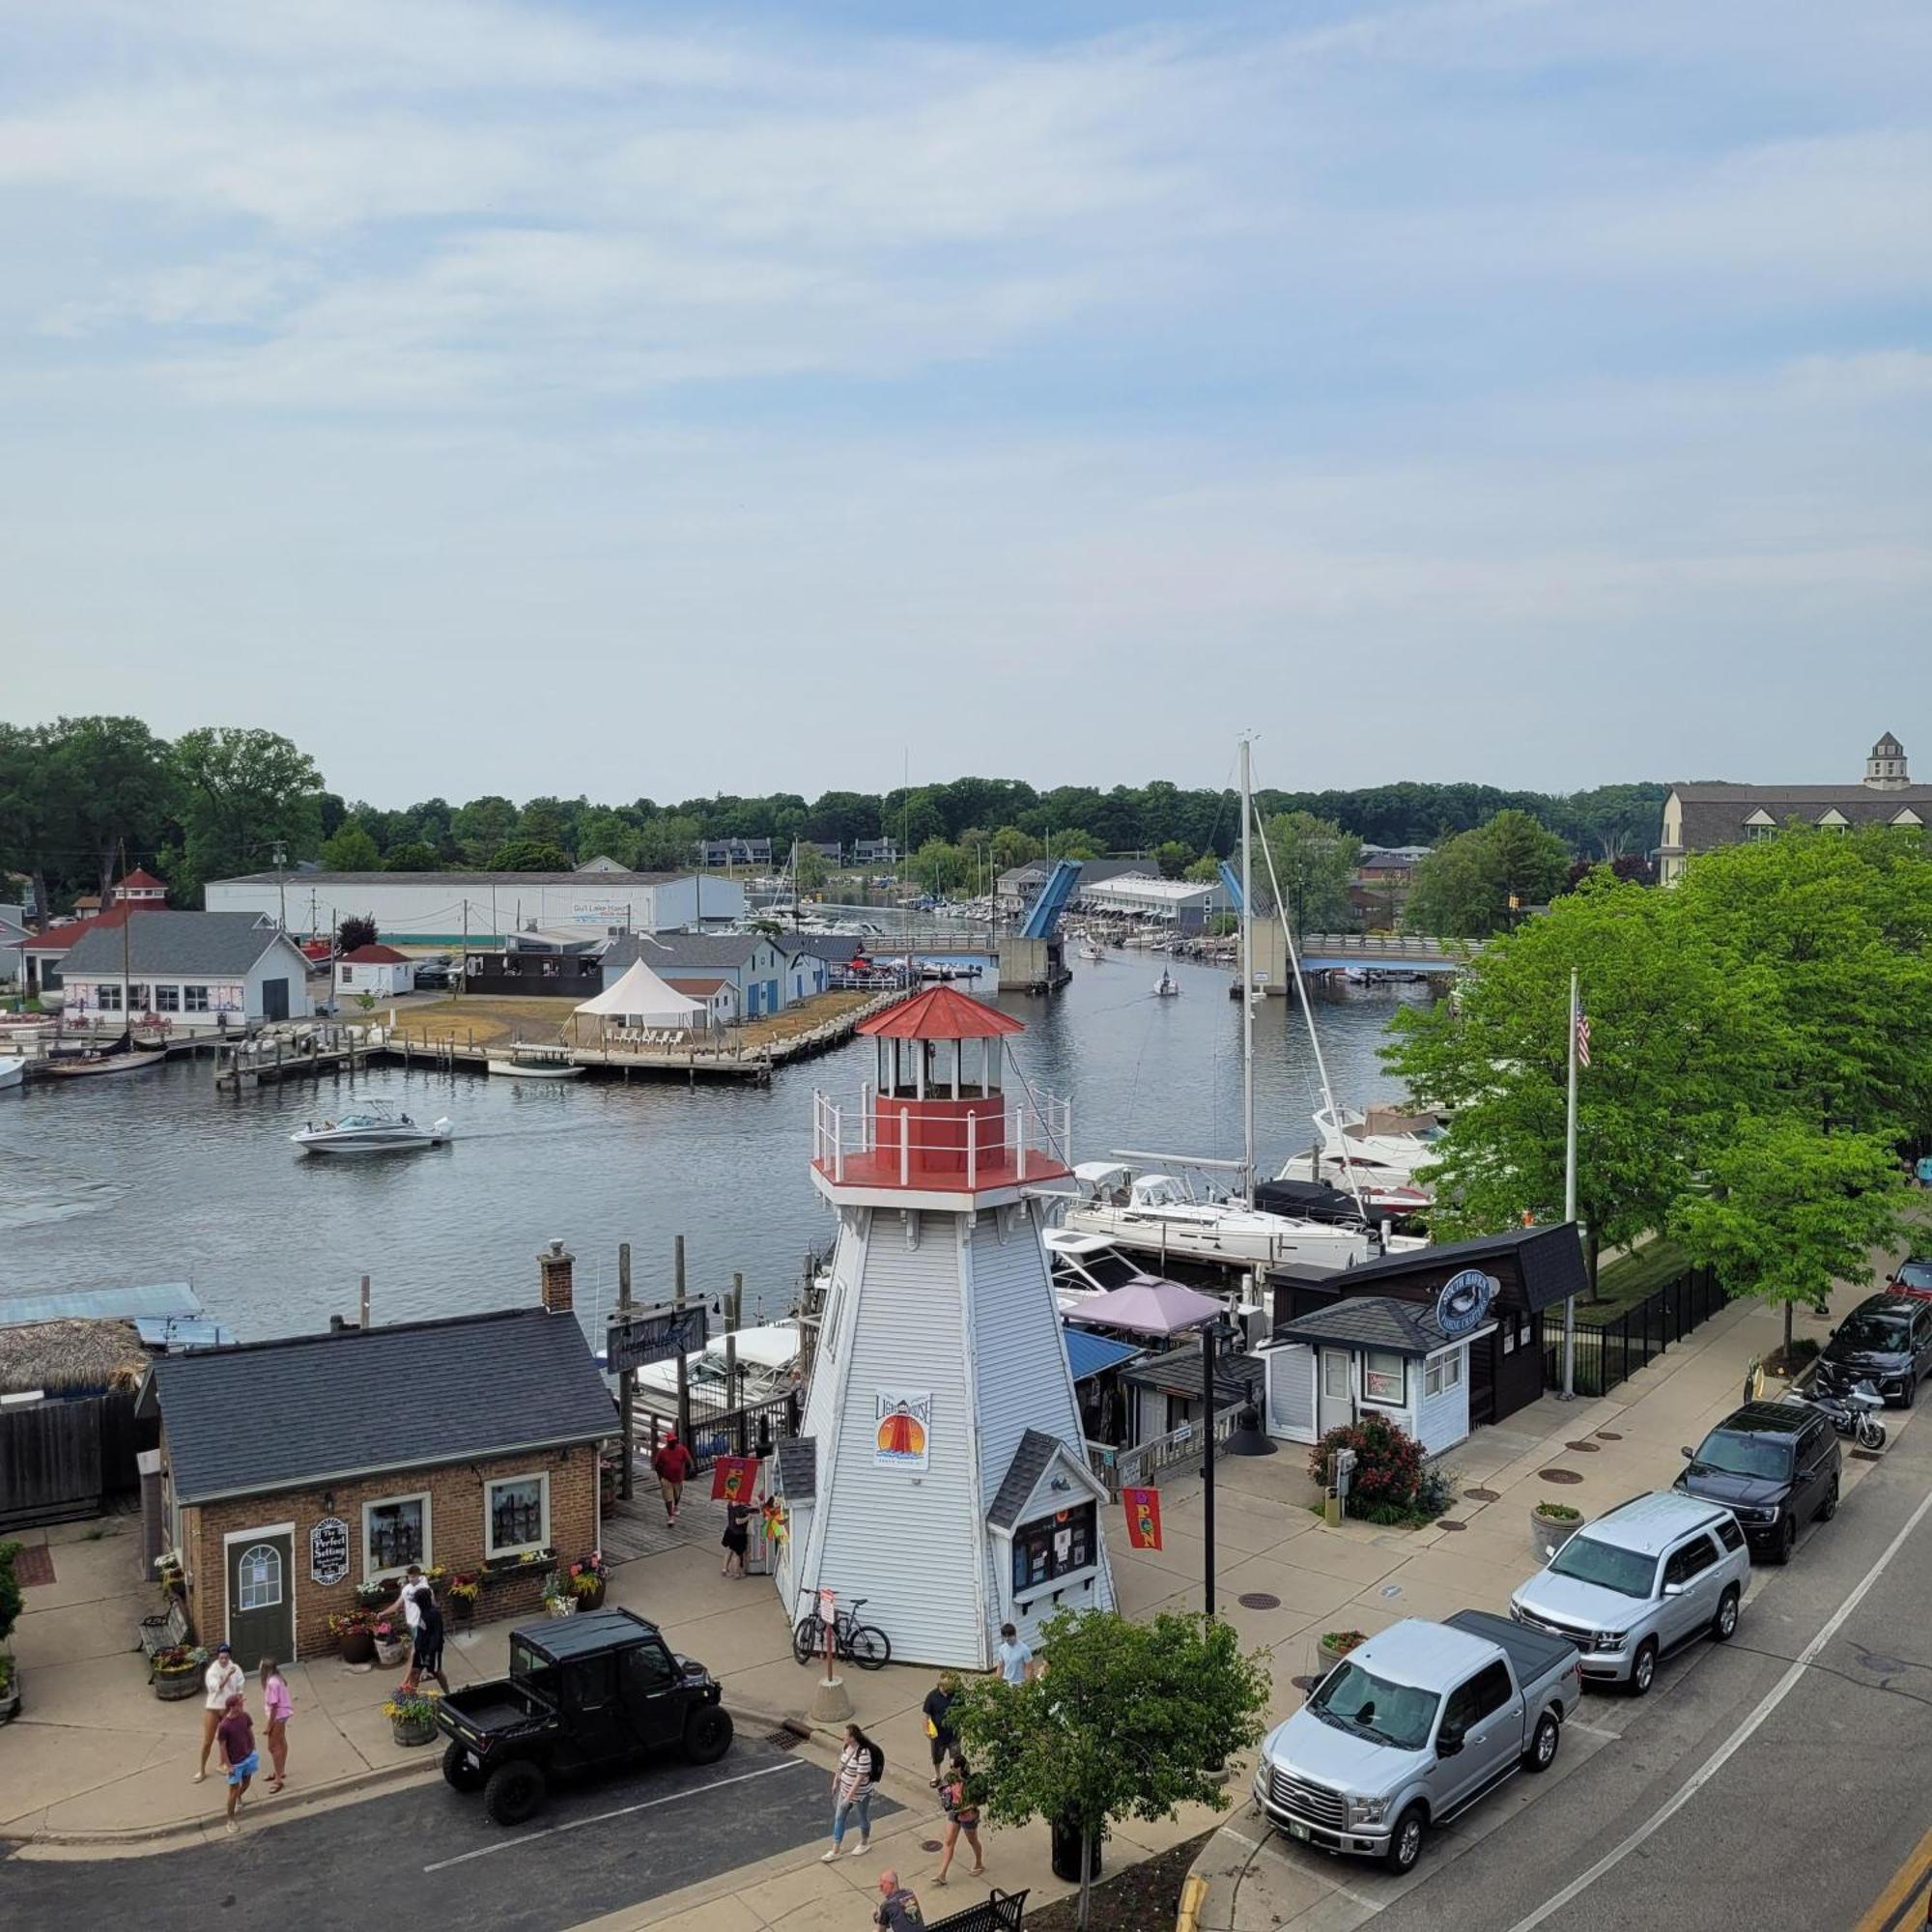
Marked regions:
[1063,1278,1224,1336]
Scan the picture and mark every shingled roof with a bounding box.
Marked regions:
[1273,1295,1472,1358]
[775,1435,817,1502]
[62,911,303,980]
[986,1429,1062,1531]
[139,1307,615,1503]
[1294,1222,1588,1314]
[1668,782,1932,853]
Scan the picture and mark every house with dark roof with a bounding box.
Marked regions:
[60,911,314,1029]
[1659,732,1931,884]
[135,1245,613,1662]
[602,930,826,1017]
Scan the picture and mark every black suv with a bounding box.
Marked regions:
[436,1607,732,1824]
[1675,1403,1840,1563]
[1816,1294,1932,1408]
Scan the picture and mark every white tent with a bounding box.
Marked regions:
[572,957,706,1035]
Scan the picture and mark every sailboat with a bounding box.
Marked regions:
[1153,967,1179,998]
[43,877,167,1079]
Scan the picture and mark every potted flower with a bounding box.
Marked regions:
[540,1572,575,1618]
[423,1564,447,1598]
[445,1575,479,1626]
[1318,1630,1366,1667]
[329,1611,376,1666]
[567,1552,608,1612]
[1531,1499,1586,1562]
[384,1689,439,1747]
[370,1616,409,1667]
[152,1643,206,1701]
[154,1550,186,1601]
[0,1653,18,1723]
[354,1581,393,1612]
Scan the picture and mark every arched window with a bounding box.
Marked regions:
[236,1543,282,1611]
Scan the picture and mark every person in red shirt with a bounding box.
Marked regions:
[216,1693,258,1835]
[651,1434,696,1524]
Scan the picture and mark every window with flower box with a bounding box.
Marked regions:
[485,1473,550,1558]
[362,1492,431,1578]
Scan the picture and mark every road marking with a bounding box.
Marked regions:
[422,1757,809,1871]
[1503,1478,1932,1932]
[1855,1820,1932,1932]
[1564,1721,1620,1742]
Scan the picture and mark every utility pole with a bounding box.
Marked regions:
[1201,1313,1220,1616]
[272,840,288,931]
[1561,967,1579,1400]
[617,1241,635,1501]
[1238,736,1256,1206]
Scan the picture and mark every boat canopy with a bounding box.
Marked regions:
[1072,1160,1132,1187]
[573,957,705,1031]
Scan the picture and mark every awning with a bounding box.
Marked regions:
[573,957,705,1030]
[1064,1329,1142,1383]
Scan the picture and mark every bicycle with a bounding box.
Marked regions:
[793,1594,893,1670]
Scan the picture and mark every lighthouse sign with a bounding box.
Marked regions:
[874,1389,932,1471]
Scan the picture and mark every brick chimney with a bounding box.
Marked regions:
[538,1239,575,1315]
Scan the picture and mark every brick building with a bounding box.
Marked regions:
[136,1245,613,1663]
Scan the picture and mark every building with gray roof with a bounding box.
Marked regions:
[59,911,314,1029]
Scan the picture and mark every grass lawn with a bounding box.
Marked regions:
[1575,1236,1690,1325]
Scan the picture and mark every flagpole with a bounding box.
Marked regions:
[1561,967,1579,1400]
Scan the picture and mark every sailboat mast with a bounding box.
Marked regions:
[1238,737,1255,1207]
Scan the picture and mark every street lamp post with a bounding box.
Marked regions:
[1199,1310,1235,1618]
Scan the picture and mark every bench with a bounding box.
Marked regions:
[927,1888,1028,1932]
[137,1598,190,1671]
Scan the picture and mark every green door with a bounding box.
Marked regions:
[227,1531,295,1669]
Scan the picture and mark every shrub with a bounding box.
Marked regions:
[1321,1630,1366,1655]
[0,1543,21,1649]
[1308,1414,1426,1517]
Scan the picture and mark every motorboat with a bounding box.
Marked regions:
[487,1045,583,1079]
[1272,1102,1443,1210]
[628,1320,803,1419]
[1153,968,1179,998]
[1077,941,1105,964]
[1044,1230,1193,1314]
[290,1101,453,1154]
[1058,1162,1375,1269]
[0,1056,23,1092]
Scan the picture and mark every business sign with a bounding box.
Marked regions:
[1122,1486,1163,1551]
[1435,1269,1496,1340]
[873,1389,932,1470]
[606,1303,709,1374]
[309,1517,351,1586]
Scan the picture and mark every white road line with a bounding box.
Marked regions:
[1565,1721,1621,1742]
[422,1757,809,1872]
[1504,1479,1932,1932]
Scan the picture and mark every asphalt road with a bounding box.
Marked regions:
[0,1733,874,1931]
[1370,1410,1932,1932]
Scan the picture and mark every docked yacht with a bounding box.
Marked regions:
[290,1101,454,1155]
[1272,1103,1443,1213]
[1059,1163,1375,1270]
[628,1320,802,1420]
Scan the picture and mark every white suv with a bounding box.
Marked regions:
[1508,1492,1749,1694]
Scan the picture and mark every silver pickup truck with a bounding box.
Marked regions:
[1253,1609,1582,1875]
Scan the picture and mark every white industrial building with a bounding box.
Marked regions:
[206,869,744,945]
[1079,872,1232,931]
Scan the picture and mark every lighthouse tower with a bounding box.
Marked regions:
[774,986,1115,1668]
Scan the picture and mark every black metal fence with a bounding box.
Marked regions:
[1542,1264,1727,1400]
[636,1385,800,1471]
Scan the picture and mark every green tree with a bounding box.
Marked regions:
[517,795,573,853]
[1052,828,1101,861]
[989,825,1040,875]
[453,795,518,866]
[1406,809,1570,937]
[0,723,61,921]
[320,824,382,870]
[1183,853,1223,883]
[912,838,968,895]
[337,915,378,954]
[951,1608,1270,1929]
[488,838,573,872]
[384,840,441,871]
[46,716,176,904]
[575,810,641,871]
[635,815,702,871]
[1261,810,1359,934]
[170,726,324,900]
[0,1539,22,1648]
[794,843,831,894]
[1154,839,1194,879]
[1671,1117,1906,1358]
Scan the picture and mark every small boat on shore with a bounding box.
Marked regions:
[487,1045,583,1080]
[291,1101,453,1155]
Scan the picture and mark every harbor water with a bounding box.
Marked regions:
[0,955,1438,1338]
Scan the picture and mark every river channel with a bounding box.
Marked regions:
[0,955,1438,1337]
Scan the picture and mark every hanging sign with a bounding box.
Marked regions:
[1122,1486,1163,1551]
[711,1455,760,1504]
[606,1303,709,1374]
[873,1389,931,1470]
[309,1517,351,1586]
[1435,1269,1496,1340]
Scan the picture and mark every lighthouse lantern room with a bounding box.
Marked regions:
[777,986,1115,1667]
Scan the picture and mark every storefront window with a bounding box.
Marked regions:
[155,984,181,1011]
[363,1493,430,1576]
[1011,1501,1096,1596]
[487,1473,549,1556]
[1362,1350,1406,1405]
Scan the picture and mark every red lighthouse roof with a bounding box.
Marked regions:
[858,985,1024,1040]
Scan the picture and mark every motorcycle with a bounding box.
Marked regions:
[1786,1378,1887,1451]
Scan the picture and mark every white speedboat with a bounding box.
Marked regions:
[1153,969,1179,998]
[0,1056,23,1091]
[290,1102,453,1155]
[1059,1163,1373,1269]
[1273,1103,1443,1211]
[628,1320,803,1420]
[1078,941,1105,963]
[488,1045,583,1080]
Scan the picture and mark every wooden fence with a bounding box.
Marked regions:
[0,1387,154,1529]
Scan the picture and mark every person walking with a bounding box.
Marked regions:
[921,1672,958,1788]
[995,1622,1034,1686]
[194,1642,245,1781]
[822,1722,880,1861]
[215,1692,258,1835]
[381,1563,431,1639]
[720,1498,752,1578]
[260,1659,293,1794]
[652,1433,696,1524]
[873,1870,925,1928]
[933,1749,985,1886]
[401,1586,451,1695]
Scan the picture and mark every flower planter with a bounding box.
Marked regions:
[574,1579,607,1613]
[1318,1634,1364,1669]
[448,1595,475,1626]
[390,1710,438,1748]
[339,1627,377,1666]
[544,1595,576,1618]
[373,1635,409,1667]
[1530,1506,1585,1563]
[152,1666,200,1702]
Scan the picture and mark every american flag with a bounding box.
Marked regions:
[1576,1011,1592,1069]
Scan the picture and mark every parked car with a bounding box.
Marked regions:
[1253,1609,1581,1874]
[1815,1294,1932,1407]
[1509,1491,1748,1695]
[1674,1402,1840,1562]
[1886,1257,1932,1300]
[435,1607,732,1825]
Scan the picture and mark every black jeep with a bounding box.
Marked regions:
[435,1607,734,1825]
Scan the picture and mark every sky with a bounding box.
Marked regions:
[1,0,1928,807]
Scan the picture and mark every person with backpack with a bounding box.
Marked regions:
[823,1721,882,1861]
[933,1748,985,1886]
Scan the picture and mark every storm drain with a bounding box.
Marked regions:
[1463,1487,1501,1503]
[766,1727,808,1751]
[1238,1592,1282,1610]
[1564,1440,1602,1454]
[1540,1467,1584,1485]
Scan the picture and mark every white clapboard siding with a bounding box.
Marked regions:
[1416,1348,1471,1456]
[1264,1343,1319,1443]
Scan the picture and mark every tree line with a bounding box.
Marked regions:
[0,712,1668,917]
